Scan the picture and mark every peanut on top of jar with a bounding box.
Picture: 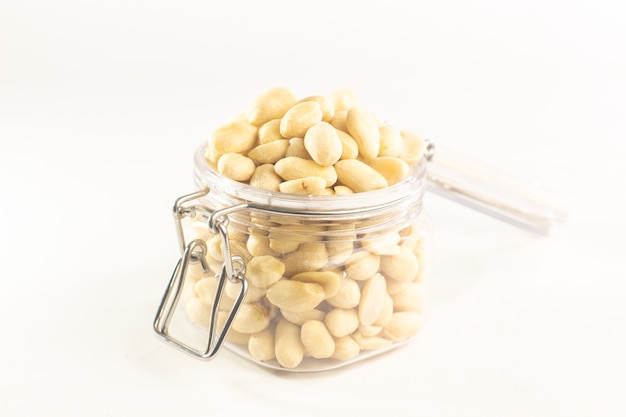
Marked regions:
[205,87,426,195]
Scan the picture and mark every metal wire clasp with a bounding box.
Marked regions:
[153,189,249,359]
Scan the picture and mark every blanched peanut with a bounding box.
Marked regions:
[385,278,410,296]
[378,125,402,157]
[291,270,341,298]
[274,318,304,368]
[373,294,394,327]
[326,235,355,265]
[367,157,410,186]
[329,110,349,132]
[326,276,361,309]
[383,312,423,341]
[247,139,289,164]
[361,231,401,256]
[195,278,236,311]
[246,86,297,126]
[217,153,255,182]
[258,119,283,144]
[332,335,361,361]
[324,308,359,337]
[282,242,328,276]
[266,280,325,312]
[279,177,327,195]
[381,247,419,282]
[358,273,387,326]
[399,130,427,164]
[301,320,335,359]
[285,137,312,159]
[274,157,338,187]
[333,185,355,194]
[210,120,258,154]
[245,255,285,288]
[238,282,266,303]
[280,101,323,138]
[217,310,250,345]
[298,95,335,122]
[248,327,275,361]
[268,224,322,255]
[335,129,359,160]
[304,122,343,167]
[329,88,358,111]
[246,233,277,257]
[249,164,282,192]
[391,282,425,313]
[346,106,380,160]
[334,159,387,192]
[232,302,271,334]
[345,251,380,281]
[358,323,383,337]
[352,332,392,351]
[205,234,224,261]
[280,308,326,326]
[185,296,211,327]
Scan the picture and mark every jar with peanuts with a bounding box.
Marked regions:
[154,87,563,372]
[154,142,431,372]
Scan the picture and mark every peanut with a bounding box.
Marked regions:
[285,137,312,159]
[280,308,326,326]
[245,255,285,288]
[274,318,304,368]
[247,139,289,164]
[378,125,402,157]
[266,280,325,313]
[346,105,380,160]
[304,122,343,167]
[248,327,275,361]
[329,88,358,111]
[249,164,282,191]
[335,129,359,160]
[210,120,258,155]
[326,276,360,309]
[217,153,255,182]
[367,156,410,186]
[334,159,387,192]
[246,86,297,126]
[332,335,360,361]
[381,247,419,282]
[352,332,392,351]
[231,302,271,334]
[280,101,323,138]
[258,119,283,144]
[391,282,426,313]
[383,312,423,341]
[298,95,335,122]
[399,130,427,164]
[282,242,329,276]
[291,270,341,298]
[358,273,387,326]
[279,177,327,195]
[329,110,349,132]
[301,320,335,359]
[274,156,337,187]
[345,250,380,281]
[324,308,359,337]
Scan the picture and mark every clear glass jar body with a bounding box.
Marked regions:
[178,144,431,372]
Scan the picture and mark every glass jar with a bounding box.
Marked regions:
[154,142,432,372]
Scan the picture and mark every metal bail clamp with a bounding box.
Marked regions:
[153,189,249,359]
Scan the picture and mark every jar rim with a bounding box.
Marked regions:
[192,142,427,215]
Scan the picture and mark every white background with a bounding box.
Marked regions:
[1,1,625,416]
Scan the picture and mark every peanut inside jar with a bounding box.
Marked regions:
[185,87,430,370]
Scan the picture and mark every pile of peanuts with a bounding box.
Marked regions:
[184,87,429,369]
[204,87,426,194]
